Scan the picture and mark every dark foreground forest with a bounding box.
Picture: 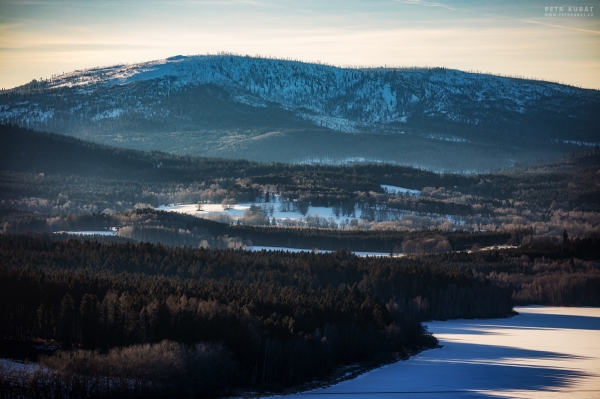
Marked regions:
[0,234,514,397]
[2,233,599,397]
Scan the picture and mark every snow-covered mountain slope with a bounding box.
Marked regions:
[1,54,599,171]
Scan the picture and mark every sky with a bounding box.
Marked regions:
[1,0,599,89]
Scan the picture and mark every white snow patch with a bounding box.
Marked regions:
[422,133,468,143]
[91,108,124,121]
[158,199,344,223]
[381,184,421,196]
[382,83,396,110]
[554,139,599,147]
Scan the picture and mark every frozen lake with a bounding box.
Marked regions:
[280,306,600,398]
[247,246,400,258]
[54,230,116,236]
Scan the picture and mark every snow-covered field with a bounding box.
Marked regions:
[156,201,339,222]
[280,306,600,398]
[155,201,471,229]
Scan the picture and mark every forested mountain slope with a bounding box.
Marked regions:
[2,55,598,171]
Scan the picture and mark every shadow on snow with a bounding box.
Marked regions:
[287,311,599,398]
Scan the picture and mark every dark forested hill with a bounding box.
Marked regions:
[2,55,599,172]
[0,234,513,396]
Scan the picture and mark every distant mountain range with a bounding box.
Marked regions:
[1,54,599,172]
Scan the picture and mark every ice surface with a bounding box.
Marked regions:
[270,306,600,398]
[247,246,330,254]
[352,251,403,258]
[91,108,124,121]
[246,246,396,257]
[55,230,116,236]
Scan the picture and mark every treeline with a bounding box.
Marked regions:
[0,123,256,182]
[397,238,600,306]
[0,234,514,395]
[2,236,598,395]
[0,123,382,193]
[0,235,511,389]
[228,224,511,252]
[1,341,238,398]
[1,208,513,252]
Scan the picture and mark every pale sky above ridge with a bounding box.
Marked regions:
[1,0,599,89]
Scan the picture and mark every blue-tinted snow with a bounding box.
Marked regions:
[270,306,600,399]
[5,54,591,134]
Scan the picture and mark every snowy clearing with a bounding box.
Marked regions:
[157,200,340,222]
[381,184,421,196]
[154,201,470,229]
[274,306,600,398]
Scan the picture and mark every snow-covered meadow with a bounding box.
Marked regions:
[157,202,334,221]
[156,184,420,225]
[277,306,600,398]
[156,196,343,224]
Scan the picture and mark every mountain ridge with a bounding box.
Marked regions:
[2,54,599,172]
